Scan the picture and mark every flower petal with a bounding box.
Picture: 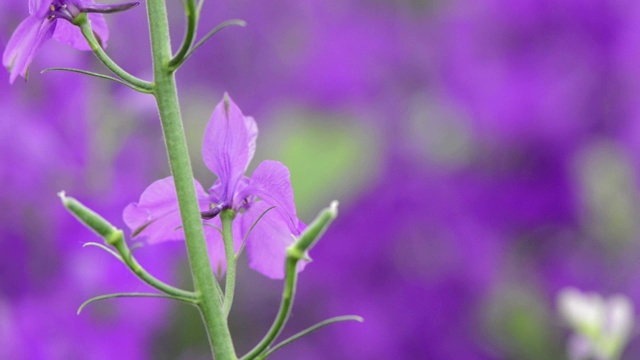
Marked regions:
[53,13,109,50]
[243,201,306,279]
[202,94,252,203]
[245,116,258,164]
[207,176,249,205]
[123,177,209,244]
[3,16,55,84]
[240,160,300,234]
[29,0,45,15]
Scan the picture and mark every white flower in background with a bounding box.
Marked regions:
[558,288,635,360]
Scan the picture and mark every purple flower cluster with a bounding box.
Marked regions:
[124,95,305,279]
[3,0,136,83]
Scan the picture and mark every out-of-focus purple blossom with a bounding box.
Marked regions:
[124,95,305,279]
[3,0,137,83]
[0,46,174,358]
[0,114,174,359]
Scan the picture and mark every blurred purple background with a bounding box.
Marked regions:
[2,0,640,358]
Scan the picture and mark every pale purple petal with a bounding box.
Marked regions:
[208,177,252,206]
[245,116,258,164]
[3,16,55,84]
[28,0,45,15]
[239,160,300,234]
[207,179,223,203]
[123,202,184,244]
[123,177,209,244]
[204,222,226,276]
[202,95,251,203]
[3,16,41,69]
[203,217,242,276]
[53,13,109,50]
[243,201,306,279]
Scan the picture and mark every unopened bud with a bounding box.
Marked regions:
[287,201,338,260]
[58,191,122,245]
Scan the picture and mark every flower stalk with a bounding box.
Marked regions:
[144,0,236,357]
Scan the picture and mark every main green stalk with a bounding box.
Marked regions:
[145,0,236,358]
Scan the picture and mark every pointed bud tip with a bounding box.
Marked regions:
[124,2,140,10]
[58,190,68,204]
[329,200,339,214]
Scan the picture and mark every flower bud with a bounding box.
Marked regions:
[59,191,122,245]
[287,201,339,260]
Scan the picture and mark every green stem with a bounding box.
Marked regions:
[241,202,340,360]
[59,193,195,299]
[77,17,153,92]
[240,257,298,360]
[221,209,237,317]
[168,0,198,70]
[145,0,236,358]
[111,234,197,300]
[255,316,364,360]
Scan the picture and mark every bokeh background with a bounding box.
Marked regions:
[2,0,640,358]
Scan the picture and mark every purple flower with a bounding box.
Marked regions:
[124,94,306,279]
[3,0,137,83]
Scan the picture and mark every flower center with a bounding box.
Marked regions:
[46,1,80,22]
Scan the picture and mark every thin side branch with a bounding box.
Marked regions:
[257,316,364,359]
[82,242,123,263]
[78,292,197,314]
[41,67,152,93]
[180,20,246,66]
[236,206,275,259]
